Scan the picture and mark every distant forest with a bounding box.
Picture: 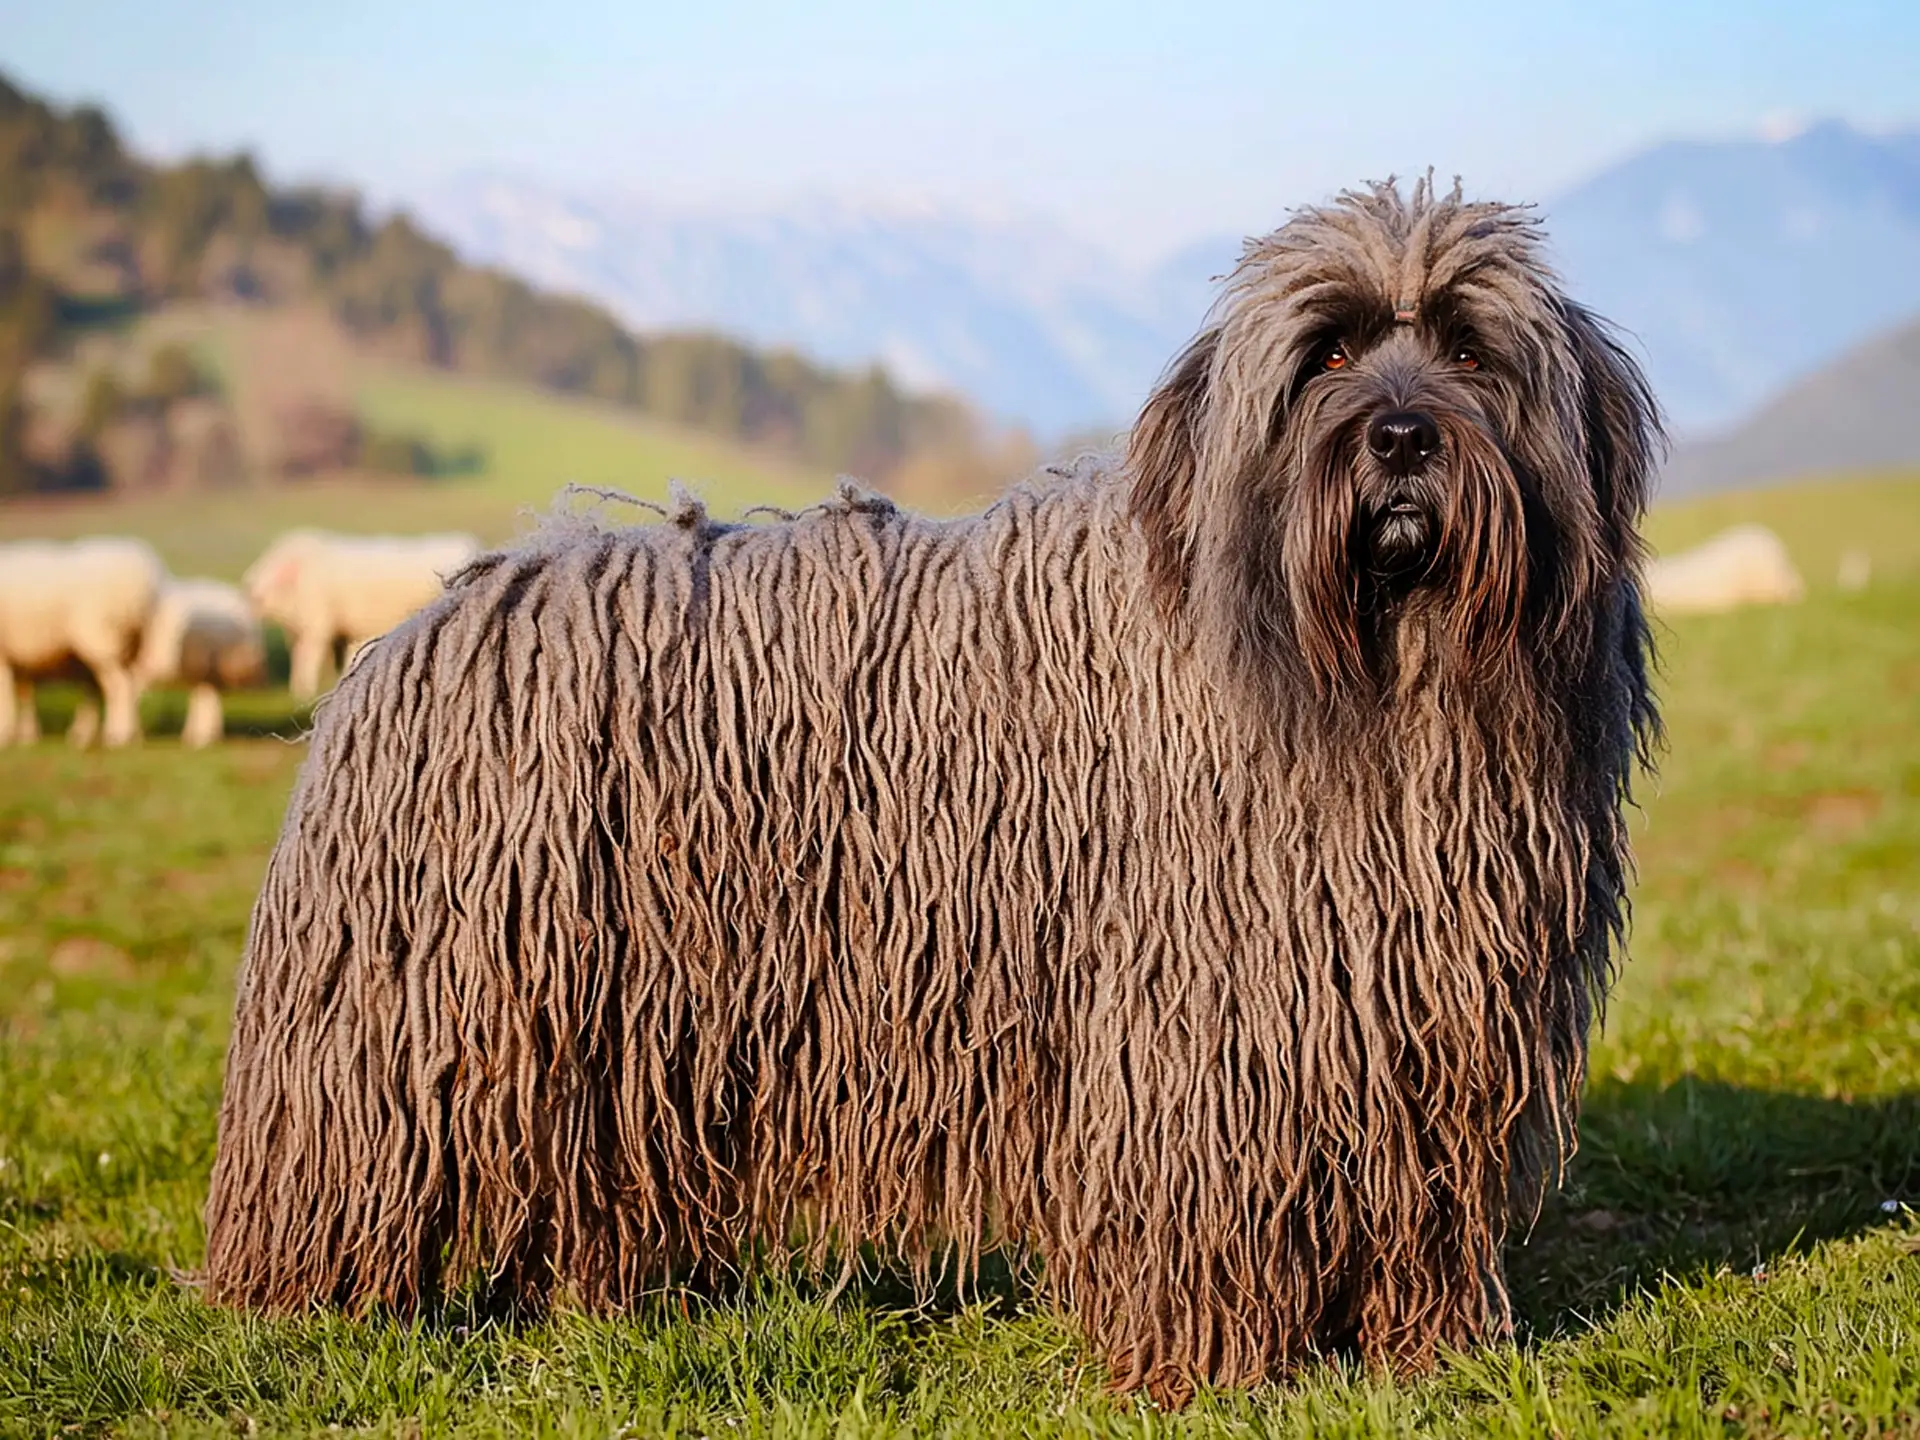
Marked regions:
[0,71,1013,498]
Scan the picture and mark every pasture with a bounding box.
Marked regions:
[1,472,1918,1436]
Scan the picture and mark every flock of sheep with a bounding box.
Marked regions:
[0,530,480,748]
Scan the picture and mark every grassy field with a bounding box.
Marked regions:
[1,474,1917,1436]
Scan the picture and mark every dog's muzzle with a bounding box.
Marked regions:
[1360,409,1443,581]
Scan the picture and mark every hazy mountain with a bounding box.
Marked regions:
[410,184,1193,440]
[1660,312,1920,497]
[1545,119,1920,439]
[414,119,1920,443]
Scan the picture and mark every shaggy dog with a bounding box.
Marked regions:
[202,178,1661,1401]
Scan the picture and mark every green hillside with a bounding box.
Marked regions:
[0,345,838,579]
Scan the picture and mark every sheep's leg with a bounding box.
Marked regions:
[13,678,39,744]
[183,683,224,748]
[289,631,328,701]
[0,661,18,746]
[97,662,141,748]
[68,694,100,749]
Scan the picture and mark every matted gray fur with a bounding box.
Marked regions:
[203,177,1661,1402]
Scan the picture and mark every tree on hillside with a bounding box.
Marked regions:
[0,378,29,496]
[330,213,456,363]
[76,368,125,440]
[0,224,52,352]
[54,105,120,183]
[139,155,272,297]
[0,223,53,493]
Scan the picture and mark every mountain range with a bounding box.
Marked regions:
[412,120,1920,447]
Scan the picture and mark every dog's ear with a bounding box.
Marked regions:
[1127,329,1217,612]
[1562,302,1664,765]
[1562,302,1664,569]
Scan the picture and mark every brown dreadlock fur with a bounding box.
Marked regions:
[202,178,1662,1403]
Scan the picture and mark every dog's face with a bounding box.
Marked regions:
[1297,312,1502,589]
[1128,179,1662,700]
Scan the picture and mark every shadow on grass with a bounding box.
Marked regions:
[400,1237,1035,1340]
[792,1077,1920,1349]
[1511,1076,1920,1338]
[787,1078,1920,1344]
[399,1079,1920,1344]
[12,1248,165,1297]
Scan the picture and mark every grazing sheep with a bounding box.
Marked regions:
[1645,523,1804,614]
[0,536,164,748]
[203,181,1660,1402]
[135,578,268,747]
[1837,550,1871,593]
[241,529,481,698]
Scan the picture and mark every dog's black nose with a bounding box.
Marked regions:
[1367,411,1441,475]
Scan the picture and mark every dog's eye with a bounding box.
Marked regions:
[1453,346,1481,371]
[1321,344,1350,372]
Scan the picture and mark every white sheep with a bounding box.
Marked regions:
[0,536,165,748]
[134,578,268,748]
[242,529,482,699]
[1645,523,1805,616]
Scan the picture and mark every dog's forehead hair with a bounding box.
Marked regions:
[1230,178,1559,343]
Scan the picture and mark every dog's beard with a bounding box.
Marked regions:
[1281,412,1532,699]
[1361,492,1437,583]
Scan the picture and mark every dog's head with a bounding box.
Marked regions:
[1128,177,1662,702]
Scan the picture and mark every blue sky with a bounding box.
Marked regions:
[2,0,1916,260]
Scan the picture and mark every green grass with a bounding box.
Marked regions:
[351,364,831,515]
[2,475,1918,1436]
